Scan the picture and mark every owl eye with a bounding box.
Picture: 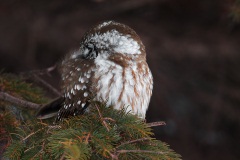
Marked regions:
[82,42,98,59]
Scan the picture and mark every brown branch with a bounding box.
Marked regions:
[0,92,40,109]
[33,74,61,96]
[20,64,61,97]
[147,121,166,127]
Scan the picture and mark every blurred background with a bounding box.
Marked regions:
[0,0,240,159]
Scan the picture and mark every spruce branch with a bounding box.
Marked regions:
[33,74,61,97]
[19,64,61,97]
[1,73,181,160]
[0,91,40,110]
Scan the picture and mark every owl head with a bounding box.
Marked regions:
[69,21,146,62]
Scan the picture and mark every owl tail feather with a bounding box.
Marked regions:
[36,97,65,119]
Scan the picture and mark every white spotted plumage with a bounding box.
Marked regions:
[56,21,153,121]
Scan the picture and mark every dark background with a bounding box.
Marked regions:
[0,0,240,159]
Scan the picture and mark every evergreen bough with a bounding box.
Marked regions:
[0,73,181,160]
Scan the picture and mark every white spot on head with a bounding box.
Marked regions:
[77,100,81,105]
[97,21,113,29]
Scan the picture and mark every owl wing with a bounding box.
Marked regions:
[55,57,96,121]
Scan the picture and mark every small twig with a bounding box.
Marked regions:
[95,104,110,131]
[109,153,119,160]
[60,153,66,160]
[41,140,46,151]
[103,117,116,122]
[147,121,166,127]
[21,64,57,76]
[47,125,62,134]
[20,64,61,97]
[22,128,44,141]
[116,138,152,149]
[33,74,61,96]
[24,145,36,153]
[117,149,165,155]
[111,148,166,160]
[32,149,43,159]
[48,125,62,129]
[85,132,91,143]
[10,133,24,140]
[19,64,61,96]
[0,92,40,110]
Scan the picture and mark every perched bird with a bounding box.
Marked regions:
[37,21,153,121]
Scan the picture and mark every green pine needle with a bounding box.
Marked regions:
[1,74,181,160]
[3,102,181,160]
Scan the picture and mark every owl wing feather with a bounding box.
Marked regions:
[55,57,96,121]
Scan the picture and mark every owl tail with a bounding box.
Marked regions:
[36,97,65,119]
